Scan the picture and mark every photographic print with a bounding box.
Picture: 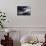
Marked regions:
[17,6,31,16]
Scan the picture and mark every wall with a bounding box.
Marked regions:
[0,0,31,27]
[31,0,46,27]
[0,0,46,27]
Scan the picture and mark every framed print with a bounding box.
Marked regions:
[17,6,31,16]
